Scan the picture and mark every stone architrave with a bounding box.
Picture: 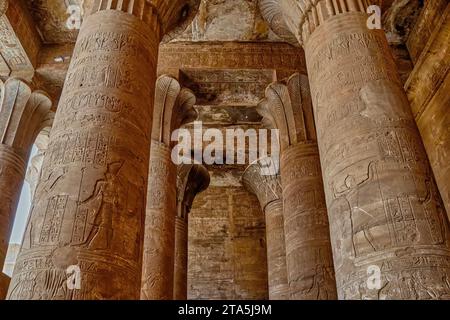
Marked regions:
[258,73,337,300]
[141,75,197,300]
[276,0,450,299]
[173,164,210,300]
[7,0,199,300]
[0,78,52,299]
[242,158,289,300]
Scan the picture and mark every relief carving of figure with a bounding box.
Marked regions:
[331,162,387,258]
[81,161,126,250]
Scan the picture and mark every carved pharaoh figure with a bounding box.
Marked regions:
[7,0,200,300]
[263,0,450,299]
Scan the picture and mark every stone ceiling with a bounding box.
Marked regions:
[169,0,282,42]
[22,0,423,45]
[25,0,82,44]
[25,0,283,44]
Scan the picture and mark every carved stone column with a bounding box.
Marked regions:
[258,73,337,300]
[174,164,210,300]
[141,76,197,300]
[26,128,51,200]
[242,158,289,300]
[0,78,52,299]
[7,1,199,300]
[277,0,450,299]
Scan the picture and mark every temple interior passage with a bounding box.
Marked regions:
[0,0,449,300]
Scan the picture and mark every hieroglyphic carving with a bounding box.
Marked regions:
[257,73,337,300]
[7,6,167,299]
[173,163,209,300]
[141,142,177,300]
[26,127,53,199]
[242,158,282,211]
[279,2,450,299]
[242,158,289,300]
[0,14,34,76]
[158,41,307,77]
[141,76,198,300]
[0,78,52,297]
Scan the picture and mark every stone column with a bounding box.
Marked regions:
[242,158,289,300]
[0,78,52,299]
[174,164,210,300]
[7,1,198,300]
[278,0,450,299]
[258,73,337,300]
[404,2,450,219]
[141,76,197,300]
[26,128,51,200]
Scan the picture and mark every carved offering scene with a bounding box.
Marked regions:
[0,0,449,304]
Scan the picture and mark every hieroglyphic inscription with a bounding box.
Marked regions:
[303,13,450,299]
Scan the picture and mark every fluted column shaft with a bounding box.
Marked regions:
[173,215,188,300]
[0,145,26,298]
[290,3,450,299]
[281,143,337,299]
[141,141,177,300]
[8,10,158,300]
[264,200,289,300]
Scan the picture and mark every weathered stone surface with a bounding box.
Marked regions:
[0,78,52,299]
[242,158,289,300]
[172,0,281,42]
[258,73,337,300]
[188,181,269,300]
[0,271,10,299]
[0,0,41,79]
[142,75,197,300]
[174,164,210,300]
[404,2,450,218]
[406,0,448,63]
[25,127,52,199]
[8,1,196,300]
[279,0,450,299]
[142,142,177,300]
[0,0,449,301]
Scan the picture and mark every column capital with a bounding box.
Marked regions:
[257,73,316,152]
[278,0,378,45]
[152,75,197,146]
[176,164,210,220]
[258,0,299,47]
[0,77,53,154]
[86,0,200,40]
[242,157,282,212]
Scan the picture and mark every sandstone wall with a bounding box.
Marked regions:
[188,170,268,300]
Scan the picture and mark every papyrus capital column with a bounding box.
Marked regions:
[8,1,199,300]
[174,164,210,300]
[275,0,450,299]
[0,78,52,299]
[243,158,289,300]
[258,73,337,300]
[141,75,197,300]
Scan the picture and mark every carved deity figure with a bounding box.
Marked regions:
[82,161,126,250]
